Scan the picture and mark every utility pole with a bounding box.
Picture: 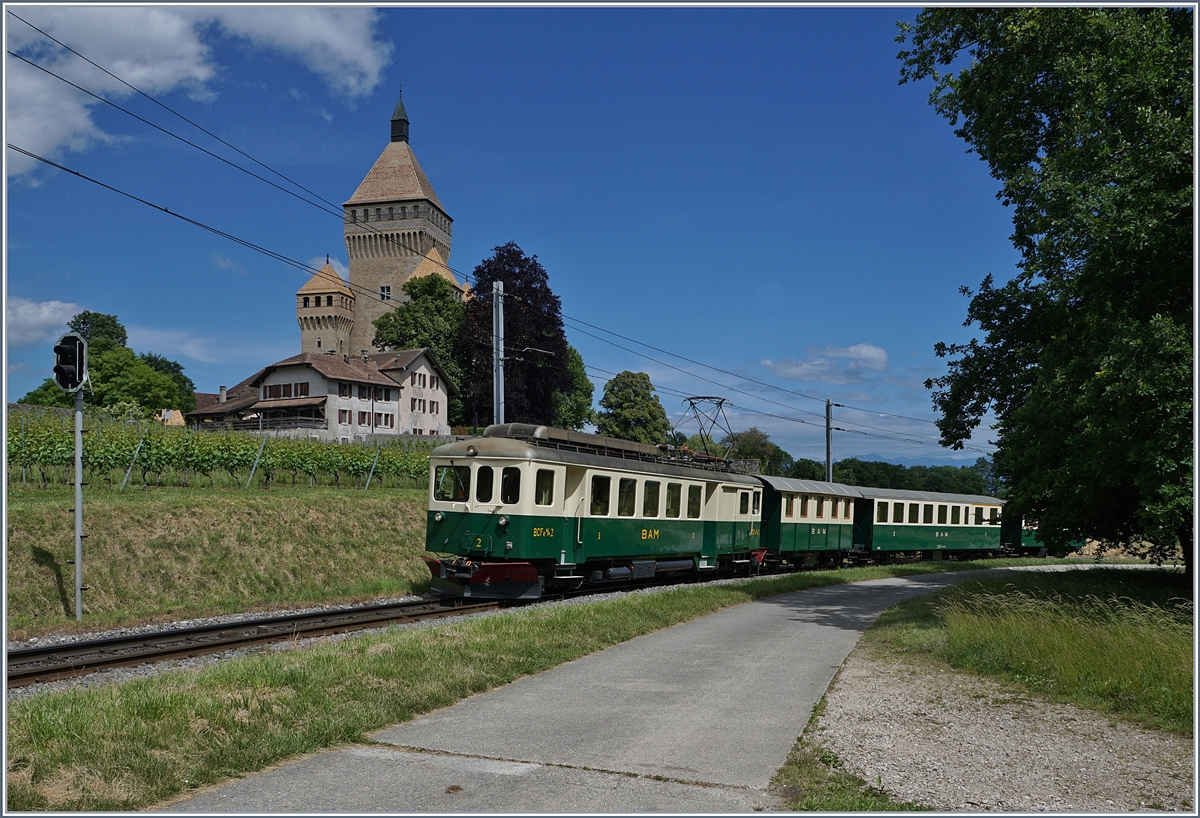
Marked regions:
[492,280,504,426]
[825,399,832,483]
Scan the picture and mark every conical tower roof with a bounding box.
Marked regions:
[407,246,462,290]
[297,261,353,297]
[343,140,443,208]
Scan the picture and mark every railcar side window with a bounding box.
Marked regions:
[815,498,824,518]
[989,508,999,525]
[800,496,809,517]
[974,507,984,525]
[753,492,761,515]
[591,475,611,516]
[830,499,838,518]
[665,483,681,518]
[877,502,888,523]
[844,501,852,519]
[500,467,521,504]
[739,492,750,515]
[951,505,961,525]
[643,481,661,517]
[433,465,470,502]
[476,466,494,503]
[617,478,637,517]
[937,505,948,524]
[923,504,934,524]
[535,469,554,506]
[686,485,702,519]
[894,502,904,523]
[908,503,920,524]
[785,495,794,517]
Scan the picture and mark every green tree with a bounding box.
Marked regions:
[140,353,197,413]
[551,345,595,430]
[67,310,127,351]
[457,243,572,427]
[373,274,467,424]
[595,371,672,445]
[899,8,1193,572]
[720,427,795,476]
[787,458,826,481]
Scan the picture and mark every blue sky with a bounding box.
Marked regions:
[5,5,1017,465]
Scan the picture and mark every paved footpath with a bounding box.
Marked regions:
[161,571,999,813]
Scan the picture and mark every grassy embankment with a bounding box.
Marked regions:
[772,566,1192,810]
[6,485,432,640]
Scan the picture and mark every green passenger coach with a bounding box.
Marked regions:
[849,487,1004,560]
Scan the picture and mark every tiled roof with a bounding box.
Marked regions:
[297,263,353,297]
[257,352,403,388]
[367,348,459,398]
[344,141,443,208]
[407,247,461,290]
[188,370,264,418]
[250,396,328,411]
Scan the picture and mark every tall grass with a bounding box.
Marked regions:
[868,569,1192,735]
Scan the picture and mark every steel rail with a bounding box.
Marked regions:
[7,599,499,689]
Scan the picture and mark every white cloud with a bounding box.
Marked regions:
[5,7,391,179]
[211,253,246,274]
[6,297,81,346]
[126,326,292,366]
[761,343,889,384]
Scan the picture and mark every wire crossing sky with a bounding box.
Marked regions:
[4,5,1015,464]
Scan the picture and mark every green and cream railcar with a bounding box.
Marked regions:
[850,487,1004,559]
[758,477,858,566]
[425,424,761,599]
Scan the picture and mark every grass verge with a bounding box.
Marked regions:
[8,560,1035,811]
[6,486,431,640]
[861,567,1192,736]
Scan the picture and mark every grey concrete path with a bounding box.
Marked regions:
[162,571,985,813]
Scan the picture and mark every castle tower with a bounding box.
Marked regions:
[343,89,460,354]
[297,260,355,355]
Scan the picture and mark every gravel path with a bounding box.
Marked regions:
[812,644,1195,812]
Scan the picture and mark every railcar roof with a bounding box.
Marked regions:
[756,476,861,497]
[851,486,1004,505]
[430,436,761,485]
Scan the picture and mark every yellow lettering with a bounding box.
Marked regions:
[641,529,648,539]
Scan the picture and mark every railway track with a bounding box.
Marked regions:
[7,599,499,689]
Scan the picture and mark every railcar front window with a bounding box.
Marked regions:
[500,467,521,505]
[433,465,470,502]
[687,485,702,519]
[591,475,611,516]
[643,481,661,517]
[476,466,494,503]
[618,478,637,517]
[877,502,888,523]
[535,469,554,506]
[665,483,681,518]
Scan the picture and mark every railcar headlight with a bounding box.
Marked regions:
[434,512,444,522]
[497,515,509,527]
[466,445,478,456]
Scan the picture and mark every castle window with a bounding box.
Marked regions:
[376,208,382,220]
[388,207,394,220]
[401,206,407,219]
[316,338,322,349]
[362,209,368,222]
[380,285,391,301]
[350,210,356,223]
[303,296,310,307]
[326,295,333,306]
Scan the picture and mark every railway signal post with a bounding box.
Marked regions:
[53,333,89,620]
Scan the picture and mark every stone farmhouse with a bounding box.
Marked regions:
[188,89,463,440]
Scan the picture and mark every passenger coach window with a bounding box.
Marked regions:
[951,506,961,525]
[815,498,824,518]
[433,465,470,502]
[739,492,749,515]
[908,503,919,524]
[617,478,637,517]
[974,507,984,525]
[989,508,999,525]
[753,492,761,515]
[535,469,554,506]
[666,483,681,518]
[687,485,702,519]
[893,502,904,523]
[591,475,611,516]
[923,504,934,524]
[800,496,809,516]
[643,481,661,517]
[476,466,494,503]
[830,499,838,518]
[844,501,852,519]
[785,496,794,517]
[877,502,888,523]
[500,467,521,504]
[938,505,948,524]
